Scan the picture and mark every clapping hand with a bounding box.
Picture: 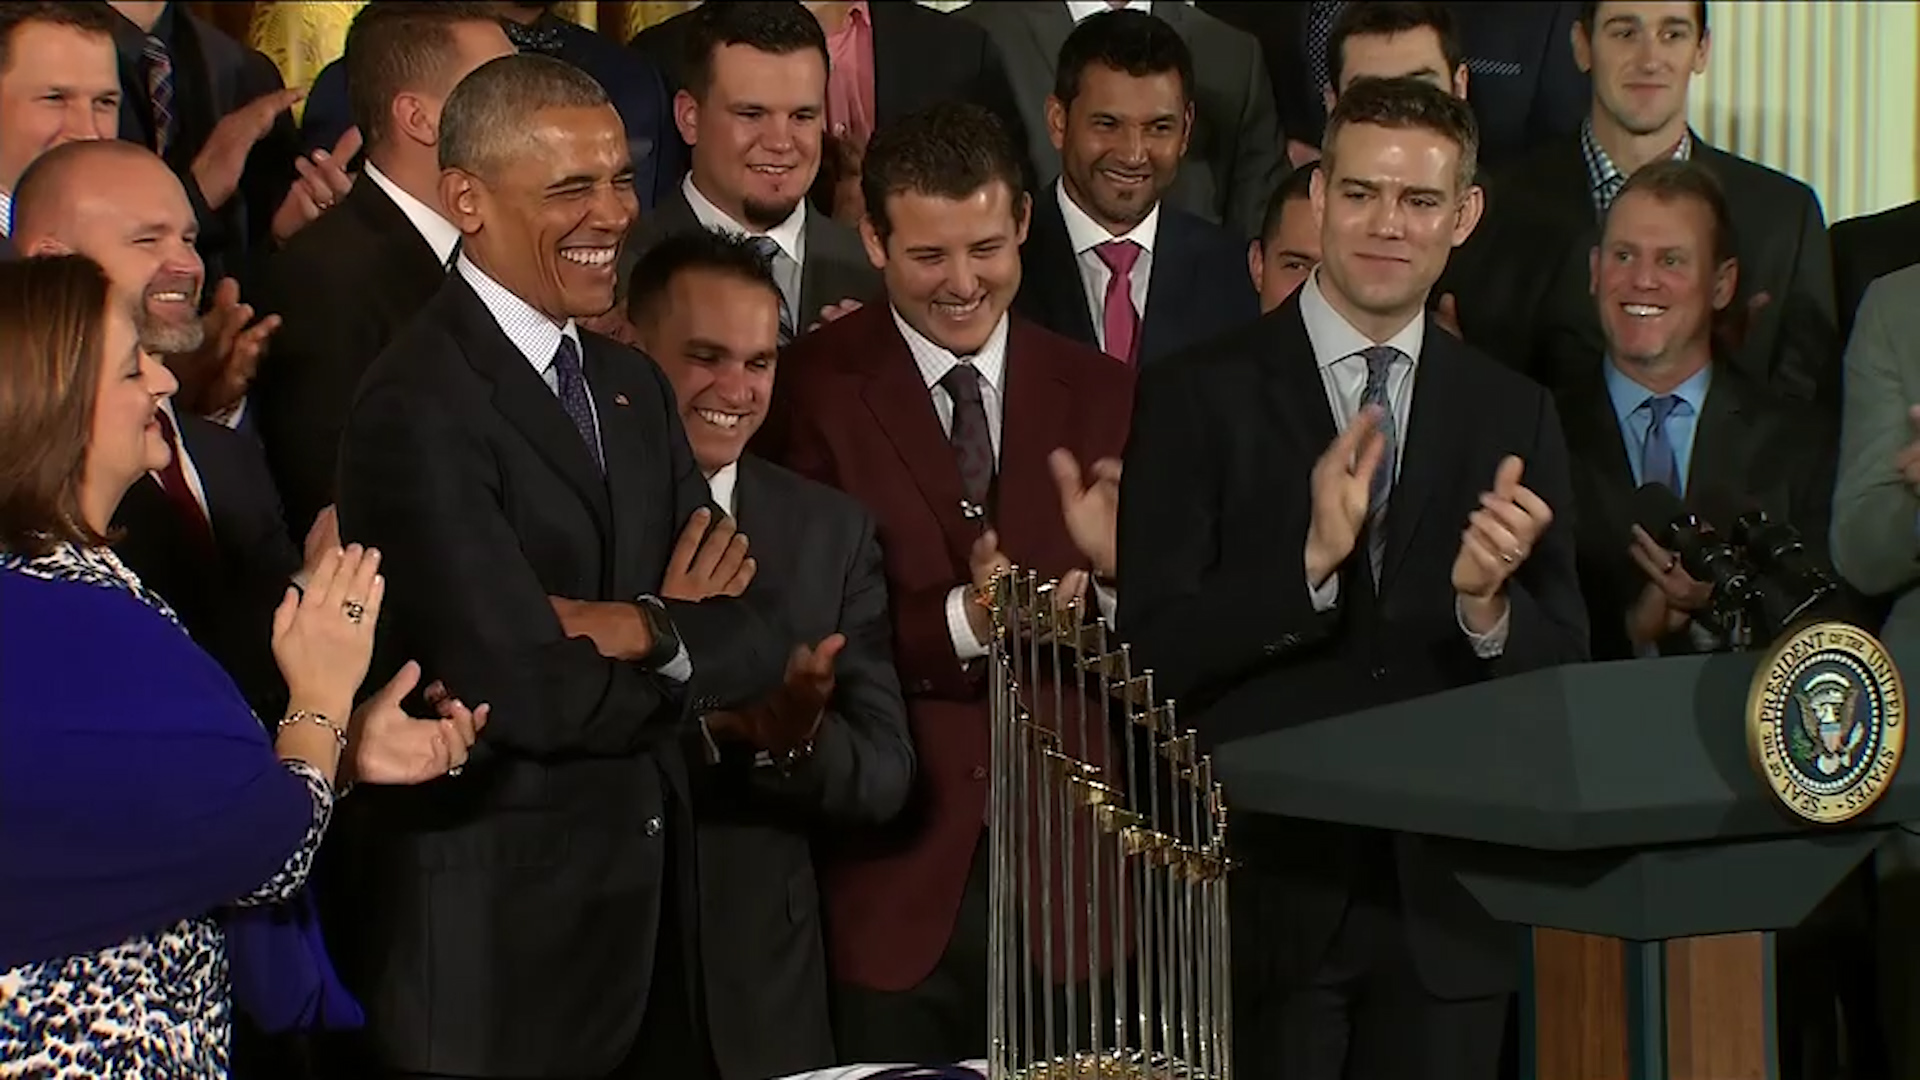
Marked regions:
[1304,405,1387,587]
[1451,455,1553,603]
[1624,524,1711,645]
[347,661,489,784]
[709,634,846,760]
[271,127,361,244]
[169,278,280,418]
[1050,449,1120,580]
[271,544,381,714]
[963,529,1013,643]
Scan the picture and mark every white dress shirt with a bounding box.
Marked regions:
[458,254,692,681]
[1296,270,1508,656]
[1066,0,1151,20]
[1055,180,1158,355]
[890,307,1120,661]
[707,460,740,518]
[364,162,461,267]
[683,173,808,325]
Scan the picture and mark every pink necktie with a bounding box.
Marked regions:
[1095,240,1142,365]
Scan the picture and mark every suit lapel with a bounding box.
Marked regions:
[584,338,656,599]
[858,317,980,568]
[1686,365,1756,518]
[1561,374,1638,505]
[997,320,1078,559]
[1264,301,1339,457]
[349,179,447,293]
[1138,210,1197,363]
[443,278,613,531]
[1020,189,1099,348]
[1381,324,1467,586]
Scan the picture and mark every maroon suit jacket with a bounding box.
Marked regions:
[762,305,1135,993]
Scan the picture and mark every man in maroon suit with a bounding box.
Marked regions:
[761,100,1132,1064]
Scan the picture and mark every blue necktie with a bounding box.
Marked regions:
[1360,345,1400,587]
[1641,394,1683,494]
[551,336,602,473]
[746,235,796,345]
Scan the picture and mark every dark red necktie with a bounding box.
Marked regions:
[939,364,995,510]
[154,409,216,553]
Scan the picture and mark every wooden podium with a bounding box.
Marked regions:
[1209,649,1920,1080]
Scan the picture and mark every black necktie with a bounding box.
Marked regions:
[939,364,994,511]
[551,336,602,472]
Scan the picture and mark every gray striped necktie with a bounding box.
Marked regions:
[1359,345,1401,587]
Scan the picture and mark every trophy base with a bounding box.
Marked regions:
[1006,1051,1216,1079]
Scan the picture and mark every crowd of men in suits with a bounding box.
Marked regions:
[7,0,1920,1079]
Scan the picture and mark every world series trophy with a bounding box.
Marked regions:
[984,570,1232,1080]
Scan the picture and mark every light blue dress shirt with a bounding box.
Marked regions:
[1604,361,1713,496]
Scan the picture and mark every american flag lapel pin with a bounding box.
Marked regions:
[613,393,630,407]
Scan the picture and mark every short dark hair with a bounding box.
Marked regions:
[681,1,828,102]
[1052,9,1193,107]
[345,1,502,149]
[1576,1,1709,39]
[627,227,783,328]
[1606,158,1737,267]
[1323,76,1479,192]
[0,254,117,556]
[1260,163,1319,245]
[438,53,610,175]
[1327,2,1463,91]
[0,1,117,77]
[861,102,1026,242]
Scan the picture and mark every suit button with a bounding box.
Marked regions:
[695,697,718,711]
[1371,666,1388,680]
[972,766,988,781]
[644,816,663,837]
[1282,633,1300,647]
[911,679,933,694]
[1262,643,1281,657]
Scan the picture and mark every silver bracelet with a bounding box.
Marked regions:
[278,709,348,751]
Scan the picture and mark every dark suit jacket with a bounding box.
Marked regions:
[1432,173,1573,378]
[758,306,1136,993]
[0,234,15,261]
[110,411,300,722]
[1830,200,1920,344]
[301,15,684,210]
[253,177,448,539]
[693,454,913,1080]
[1519,134,1841,408]
[1557,361,1841,661]
[1015,184,1258,364]
[1203,0,1588,168]
[961,1,1283,241]
[113,4,298,292]
[621,184,882,328]
[630,1,1027,186]
[330,273,788,1077]
[1116,296,1587,998]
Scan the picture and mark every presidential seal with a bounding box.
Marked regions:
[1747,621,1906,824]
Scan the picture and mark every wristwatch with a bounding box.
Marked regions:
[632,595,682,670]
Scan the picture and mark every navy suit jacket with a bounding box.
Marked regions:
[1014,186,1259,366]
[301,17,683,210]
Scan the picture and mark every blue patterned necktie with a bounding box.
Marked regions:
[940,364,994,510]
[746,235,797,344]
[551,336,602,473]
[142,35,176,157]
[1640,394,1683,494]
[1360,345,1401,588]
[1307,1,1349,96]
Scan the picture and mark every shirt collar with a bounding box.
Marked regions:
[364,163,461,267]
[1298,269,1425,371]
[682,173,808,264]
[455,254,581,374]
[1604,358,1712,425]
[1066,1,1150,21]
[1581,117,1693,212]
[707,460,740,518]
[891,304,1011,397]
[1055,178,1160,256]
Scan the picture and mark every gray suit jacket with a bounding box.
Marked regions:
[959,0,1284,240]
[623,182,882,329]
[1833,265,1920,640]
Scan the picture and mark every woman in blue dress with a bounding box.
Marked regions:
[0,255,489,1076]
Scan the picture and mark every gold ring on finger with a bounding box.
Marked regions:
[342,599,366,624]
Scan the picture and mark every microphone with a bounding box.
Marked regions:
[1630,482,1756,638]
[1731,509,1845,632]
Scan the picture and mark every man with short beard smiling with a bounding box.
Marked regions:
[1013,9,1257,367]
[622,1,879,345]
[10,138,325,739]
